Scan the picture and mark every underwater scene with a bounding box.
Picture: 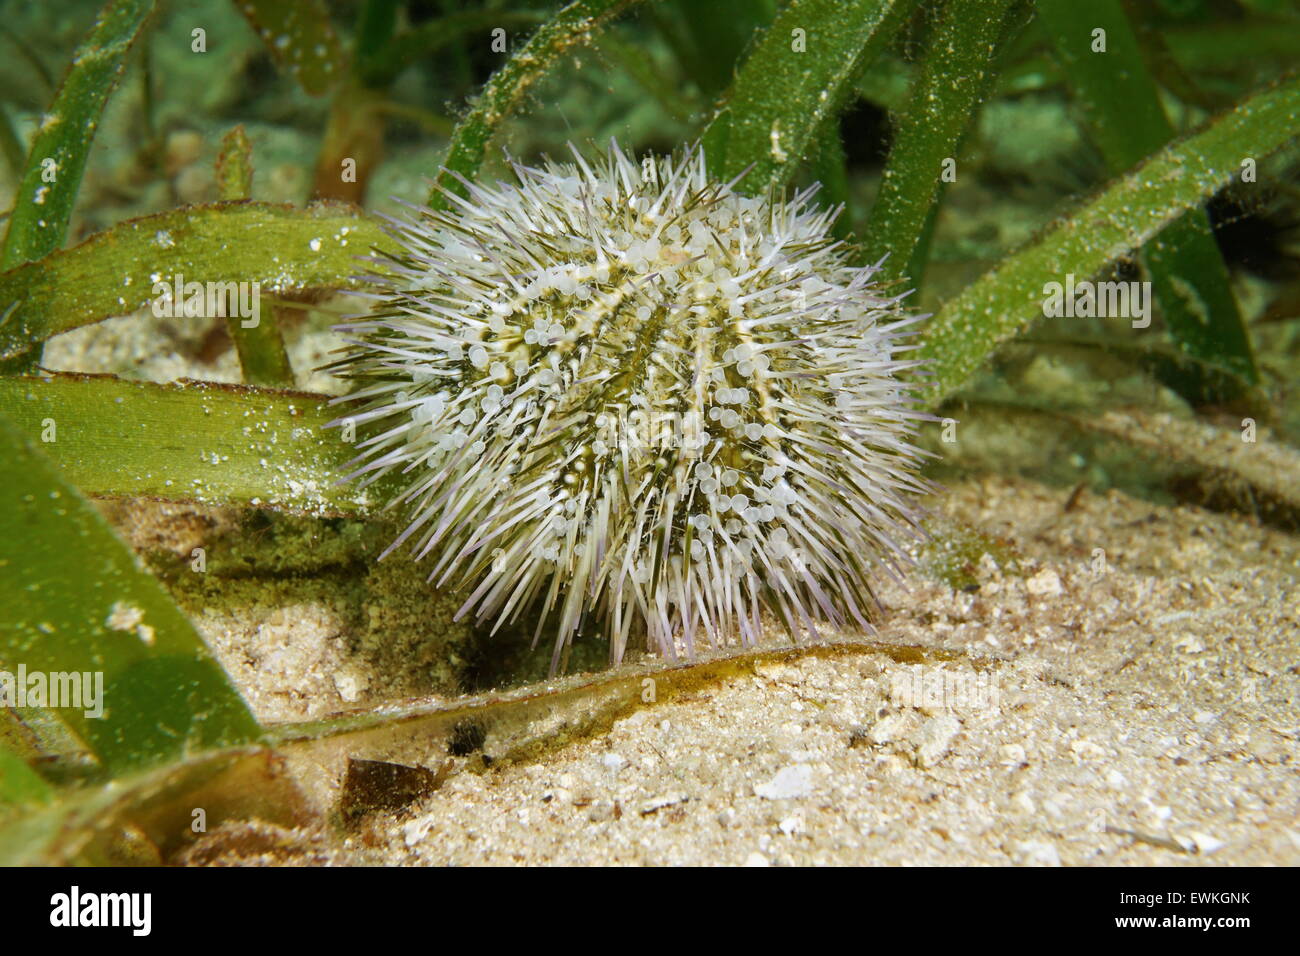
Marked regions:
[0,0,1297,876]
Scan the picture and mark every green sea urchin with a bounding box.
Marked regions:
[328,142,931,668]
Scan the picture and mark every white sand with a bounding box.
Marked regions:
[163,474,1298,866]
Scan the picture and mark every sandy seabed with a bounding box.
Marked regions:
[138,473,1298,866]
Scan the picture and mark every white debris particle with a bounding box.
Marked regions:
[769,122,789,163]
[332,665,369,702]
[105,600,144,632]
[639,793,688,815]
[914,714,961,768]
[755,764,813,799]
[1025,567,1062,596]
[1010,840,1061,867]
[105,600,154,645]
[403,817,432,849]
[1189,832,1226,855]
[600,752,627,773]
[868,711,911,745]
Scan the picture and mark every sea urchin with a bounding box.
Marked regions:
[328,142,931,669]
